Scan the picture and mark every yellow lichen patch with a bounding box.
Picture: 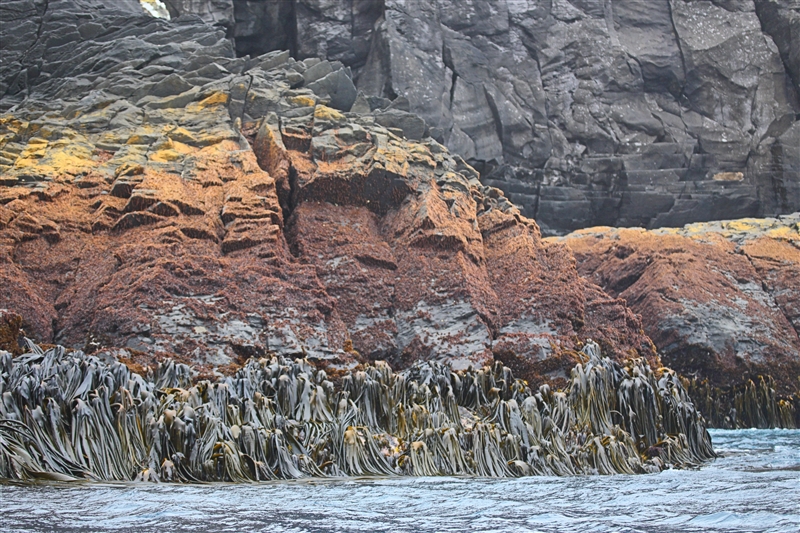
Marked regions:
[314,105,345,122]
[126,134,152,145]
[98,131,129,146]
[405,143,436,168]
[152,137,170,151]
[289,95,317,107]
[149,149,183,163]
[195,132,230,146]
[374,146,410,177]
[148,138,195,163]
[13,141,96,176]
[18,138,48,159]
[114,162,144,178]
[724,219,761,232]
[0,116,29,136]
[49,146,95,169]
[170,140,194,154]
[766,226,800,242]
[187,91,230,112]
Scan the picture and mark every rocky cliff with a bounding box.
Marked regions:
[149,0,800,235]
[0,0,797,427]
[0,0,654,386]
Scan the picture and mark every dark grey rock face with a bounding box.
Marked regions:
[0,0,235,106]
[160,0,800,235]
[162,0,234,29]
[755,0,800,96]
[226,0,383,65]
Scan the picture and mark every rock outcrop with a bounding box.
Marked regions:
[158,0,800,235]
[558,215,800,401]
[0,0,654,384]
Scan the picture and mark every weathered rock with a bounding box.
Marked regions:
[558,215,800,397]
[306,68,357,111]
[755,0,800,98]
[373,109,427,141]
[0,0,656,384]
[162,0,800,235]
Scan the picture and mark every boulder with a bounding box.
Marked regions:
[306,68,357,111]
[558,216,800,396]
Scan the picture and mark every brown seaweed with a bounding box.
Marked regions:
[0,340,715,482]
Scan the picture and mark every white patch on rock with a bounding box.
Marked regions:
[140,0,171,20]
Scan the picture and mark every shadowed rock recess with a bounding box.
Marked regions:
[156,0,800,236]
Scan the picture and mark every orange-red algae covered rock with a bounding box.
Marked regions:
[559,218,800,395]
[0,13,656,382]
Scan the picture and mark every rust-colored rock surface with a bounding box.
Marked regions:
[559,217,800,396]
[0,2,655,383]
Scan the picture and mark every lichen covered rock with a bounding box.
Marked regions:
[0,0,653,384]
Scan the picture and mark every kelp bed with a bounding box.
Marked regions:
[0,341,714,482]
[685,376,798,429]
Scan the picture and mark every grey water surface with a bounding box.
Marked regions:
[1,429,798,533]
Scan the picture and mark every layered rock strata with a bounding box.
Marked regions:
[0,0,654,384]
[156,0,800,235]
[558,215,800,425]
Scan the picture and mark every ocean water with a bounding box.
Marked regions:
[1,429,798,533]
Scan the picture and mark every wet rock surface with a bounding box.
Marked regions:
[158,0,800,235]
[557,215,800,401]
[0,0,654,383]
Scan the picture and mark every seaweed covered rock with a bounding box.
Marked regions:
[558,216,800,427]
[0,341,714,482]
[0,0,654,383]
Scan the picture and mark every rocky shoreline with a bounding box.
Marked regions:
[557,216,800,428]
[0,0,656,386]
[0,0,798,445]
